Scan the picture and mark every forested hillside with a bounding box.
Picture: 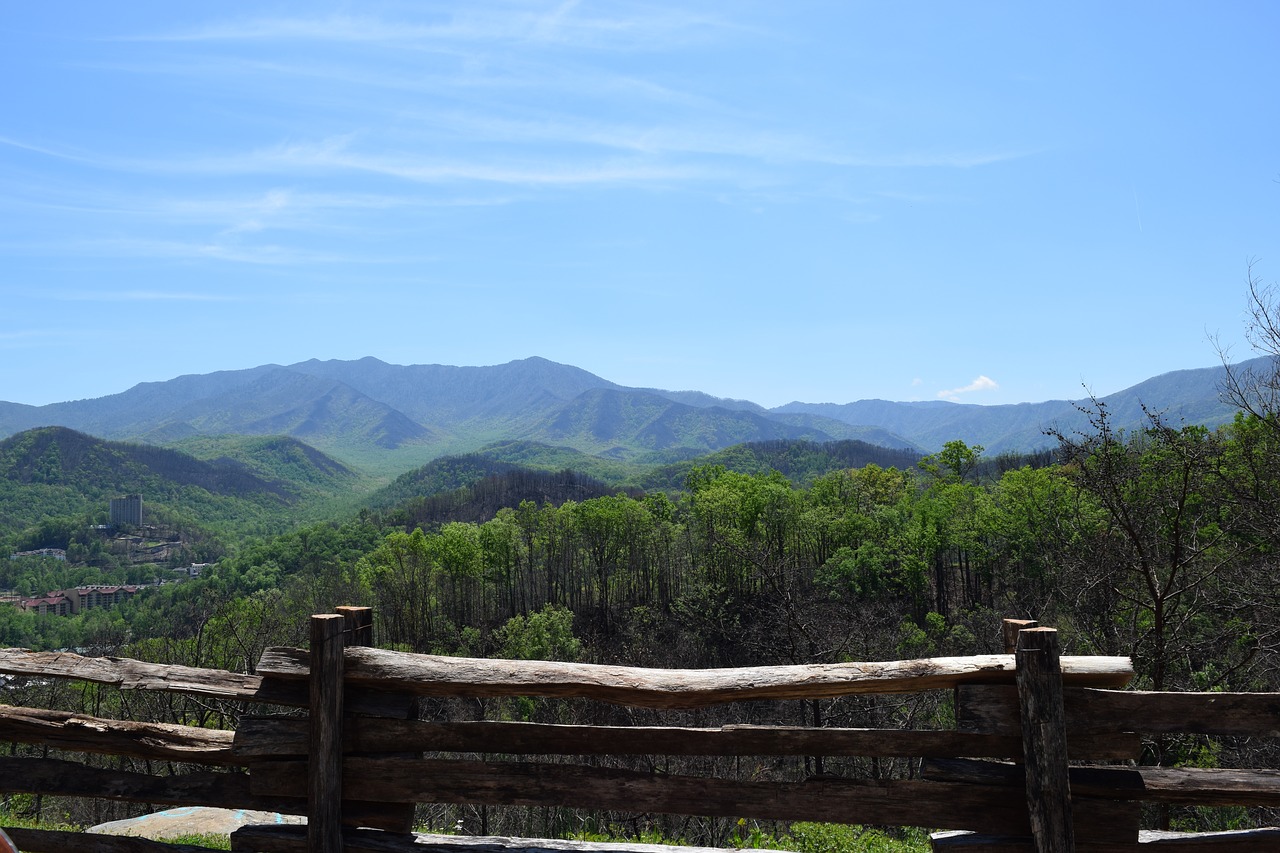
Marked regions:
[634,438,924,491]
[50,402,1273,694]
[0,427,368,554]
[365,437,925,511]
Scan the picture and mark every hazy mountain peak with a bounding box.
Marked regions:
[0,355,1258,465]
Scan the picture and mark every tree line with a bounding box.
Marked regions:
[96,398,1277,701]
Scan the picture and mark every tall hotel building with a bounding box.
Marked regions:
[109,494,143,527]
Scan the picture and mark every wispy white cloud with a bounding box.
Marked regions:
[0,129,680,185]
[0,329,62,343]
[54,238,356,266]
[42,286,394,309]
[200,187,467,235]
[0,130,709,188]
[23,124,1016,194]
[0,5,1036,302]
[122,6,730,52]
[31,1,1030,206]
[531,0,584,42]
[0,134,94,164]
[81,49,720,113]
[391,109,847,165]
[938,375,999,401]
[163,136,713,187]
[54,289,241,303]
[833,149,1035,169]
[12,128,1028,201]
[0,183,512,224]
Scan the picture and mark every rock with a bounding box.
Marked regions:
[89,806,304,840]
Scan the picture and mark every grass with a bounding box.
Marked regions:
[0,808,231,849]
[780,823,930,853]
[569,822,931,853]
[164,833,232,849]
[2,809,925,853]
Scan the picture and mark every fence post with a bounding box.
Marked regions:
[1015,626,1074,853]
[309,614,346,853]
[337,605,374,647]
[335,604,419,833]
[1003,618,1038,654]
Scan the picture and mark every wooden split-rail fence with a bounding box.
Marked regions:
[0,611,1277,852]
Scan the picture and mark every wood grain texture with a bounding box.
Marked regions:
[311,614,347,853]
[255,647,1133,709]
[0,755,297,812]
[249,756,1135,841]
[1014,628,1075,852]
[1002,619,1038,654]
[4,826,222,853]
[957,685,1280,738]
[0,704,237,765]
[232,826,738,853]
[234,716,1027,759]
[232,826,1280,853]
[930,828,1280,852]
[0,755,404,831]
[0,648,297,703]
[924,758,1280,808]
[338,606,375,648]
[0,647,411,715]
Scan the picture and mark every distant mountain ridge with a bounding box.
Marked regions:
[775,361,1258,454]
[0,355,1259,467]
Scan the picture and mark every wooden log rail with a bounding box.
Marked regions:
[932,621,1280,853]
[1,614,1279,853]
[252,645,1134,706]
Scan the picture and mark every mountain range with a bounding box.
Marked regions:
[0,355,1259,473]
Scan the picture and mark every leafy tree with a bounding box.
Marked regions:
[496,604,581,661]
[358,529,438,652]
[1048,402,1253,692]
[918,440,985,483]
[985,464,1079,615]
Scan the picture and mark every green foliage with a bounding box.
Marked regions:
[1048,402,1260,690]
[896,612,975,658]
[167,433,354,489]
[0,427,372,558]
[365,453,527,511]
[496,604,581,661]
[781,823,929,853]
[0,802,230,848]
[568,822,928,853]
[918,440,984,482]
[643,440,921,492]
[166,834,231,850]
[0,806,81,832]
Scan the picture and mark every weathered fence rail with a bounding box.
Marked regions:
[0,613,1277,853]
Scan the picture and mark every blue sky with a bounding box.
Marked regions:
[2,2,1277,409]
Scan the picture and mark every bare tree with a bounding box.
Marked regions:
[1219,260,1280,426]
